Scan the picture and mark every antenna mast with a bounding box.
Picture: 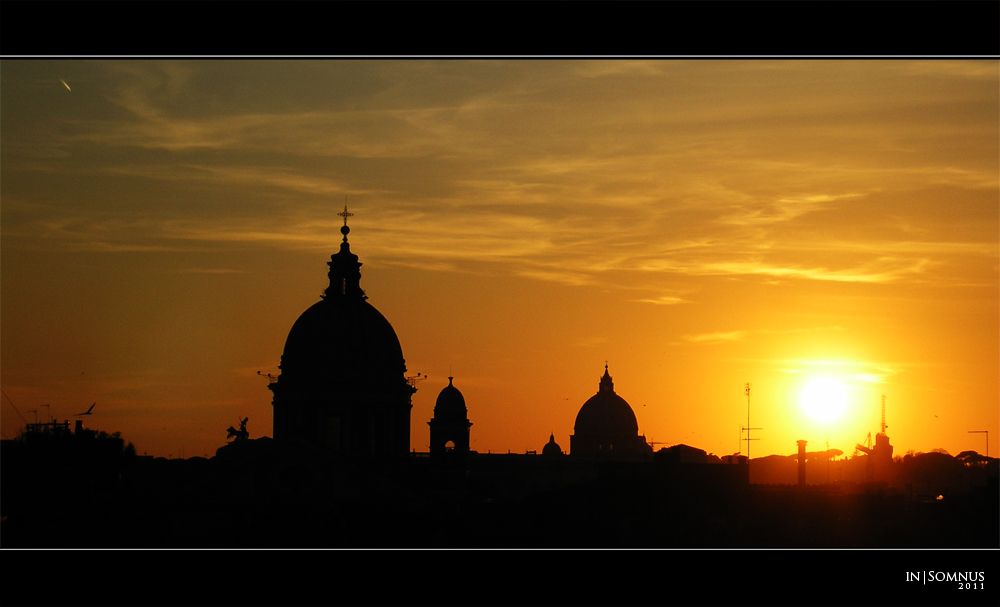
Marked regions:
[880,394,886,435]
[742,382,762,461]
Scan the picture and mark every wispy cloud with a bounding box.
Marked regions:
[636,295,686,306]
[694,258,934,284]
[685,325,844,346]
[3,60,995,294]
[774,359,901,385]
[683,331,748,344]
[717,193,862,227]
[574,336,609,348]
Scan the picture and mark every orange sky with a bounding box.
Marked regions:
[2,60,997,460]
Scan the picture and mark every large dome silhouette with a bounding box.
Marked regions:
[279,297,406,385]
[570,365,650,458]
[269,213,414,458]
[574,385,639,438]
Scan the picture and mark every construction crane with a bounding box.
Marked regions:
[856,431,872,455]
[856,395,890,455]
[1,389,29,427]
[855,394,894,482]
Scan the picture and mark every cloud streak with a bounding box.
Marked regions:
[3,60,995,293]
[684,331,748,344]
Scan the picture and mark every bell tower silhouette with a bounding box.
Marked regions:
[428,377,472,468]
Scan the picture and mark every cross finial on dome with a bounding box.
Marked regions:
[339,204,353,226]
[338,205,353,242]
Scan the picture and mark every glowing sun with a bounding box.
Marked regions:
[801,378,847,422]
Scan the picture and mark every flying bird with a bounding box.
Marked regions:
[61,79,71,91]
[76,403,95,416]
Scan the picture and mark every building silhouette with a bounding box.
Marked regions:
[570,365,653,459]
[428,377,472,468]
[267,216,415,459]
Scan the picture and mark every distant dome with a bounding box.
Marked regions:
[573,367,638,438]
[570,365,650,458]
[434,377,468,420]
[542,433,563,456]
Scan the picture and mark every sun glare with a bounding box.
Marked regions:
[801,377,848,422]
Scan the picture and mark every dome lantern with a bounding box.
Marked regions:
[599,363,614,393]
[324,206,366,300]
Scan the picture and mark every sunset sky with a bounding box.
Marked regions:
[2,60,997,460]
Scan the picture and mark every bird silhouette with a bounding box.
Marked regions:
[75,403,96,416]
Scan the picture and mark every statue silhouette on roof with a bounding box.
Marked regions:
[227,417,250,442]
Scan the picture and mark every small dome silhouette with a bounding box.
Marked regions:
[428,376,472,464]
[542,433,563,456]
[434,377,468,420]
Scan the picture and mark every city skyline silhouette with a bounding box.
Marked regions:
[1,59,997,476]
[2,57,999,607]
[3,199,995,553]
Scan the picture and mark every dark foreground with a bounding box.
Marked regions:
[3,437,996,549]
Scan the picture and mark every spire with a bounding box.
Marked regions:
[324,206,366,300]
[599,364,614,393]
